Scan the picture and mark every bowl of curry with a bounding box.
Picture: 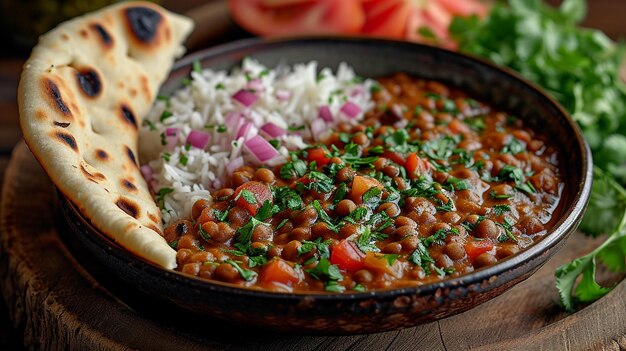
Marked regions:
[61,37,593,334]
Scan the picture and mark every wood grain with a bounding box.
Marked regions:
[1,142,625,350]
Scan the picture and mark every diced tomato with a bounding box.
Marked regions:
[448,119,471,135]
[233,181,273,215]
[405,152,430,179]
[349,175,383,204]
[382,151,406,167]
[330,240,365,273]
[259,258,302,286]
[228,0,364,36]
[363,252,403,278]
[307,147,331,167]
[464,239,495,260]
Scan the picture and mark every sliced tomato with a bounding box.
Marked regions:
[229,0,364,36]
[260,258,302,286]
[307,147,331,167]
[361,0,410,38]
[382,151,407,167]
[233,181,273,215]
[464,239,495,260]
[437,0,488,17]
[330,240,365,273]
[349,175,383,204]
[405,152,430,179]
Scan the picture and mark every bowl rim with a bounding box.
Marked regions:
[65,36,594,302]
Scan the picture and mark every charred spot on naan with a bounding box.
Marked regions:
[125,146,138,167]
[54,131,78,152]
[125,6,162,45]
[140,74,151,102]
[90,23,114,48]
[96,149,109,161]
[75,68,102,98]
[116,197,140,219]
[54,121,71,128]
[43,78,73,117]
[121,178,138,193]
[148,212,159,224]
[120,104,138,128]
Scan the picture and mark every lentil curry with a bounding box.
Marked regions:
[165,73,562,293]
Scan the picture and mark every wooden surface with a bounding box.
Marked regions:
[0,0,626,350]
[2,142,626,351]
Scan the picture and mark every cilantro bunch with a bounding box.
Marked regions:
[450,0,626,311]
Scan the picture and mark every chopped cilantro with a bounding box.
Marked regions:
[192,60,202,73]
[198,224,211,242]
[160,110,173,122]
[155,187,174,208]
[306,258,343,282]
[493,205,511,216]
[225,259,257,281]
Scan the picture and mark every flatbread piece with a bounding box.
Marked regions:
[18,2,194,269]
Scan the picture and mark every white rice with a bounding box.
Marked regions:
[139,58,374,224]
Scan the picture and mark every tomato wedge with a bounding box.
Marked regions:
[229,0,364,36]
[330,240,365,273]
[361,0,410,39]
[307,147,331,167]
[464,239,495,260]
[260,258,302,286]
[349,175,383,204]
[405,152,430,179]
[233,181,273,215]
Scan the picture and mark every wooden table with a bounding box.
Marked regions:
[1,1,625,350]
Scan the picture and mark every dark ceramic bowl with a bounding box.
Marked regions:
[60,37,593,334]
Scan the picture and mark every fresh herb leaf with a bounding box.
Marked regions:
[198,224,211,242]
[192,60,202,73]
[312,200,339,233]
[156,187,174,208]
[493,205,511,216]
[409,242,435,275]
[225,259,257,281]
[306,258,343,281]
[179,154,188,166]
[160,110,173,122]
[237,189,257,204]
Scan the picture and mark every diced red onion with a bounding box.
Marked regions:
[340,101,362,119]
[166,134,178,151]
[260,122,286,138]
[165,128,178,136]
[225,112,243,131]
[350,85,365,97]
[236,122,258,141]
[310,118,327,140]
[244,135,279,163]
[186,130,211,149]
[232,89,259,107]
[318,105,333,122]
[226,156,244,175]
[149,179,159,192]
[140,165,153,181]
[246,79,265,93]
[276,89,291,101]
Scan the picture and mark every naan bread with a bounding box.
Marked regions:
[18,2,194,269]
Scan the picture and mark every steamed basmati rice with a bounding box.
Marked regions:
[139,58,374,224]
